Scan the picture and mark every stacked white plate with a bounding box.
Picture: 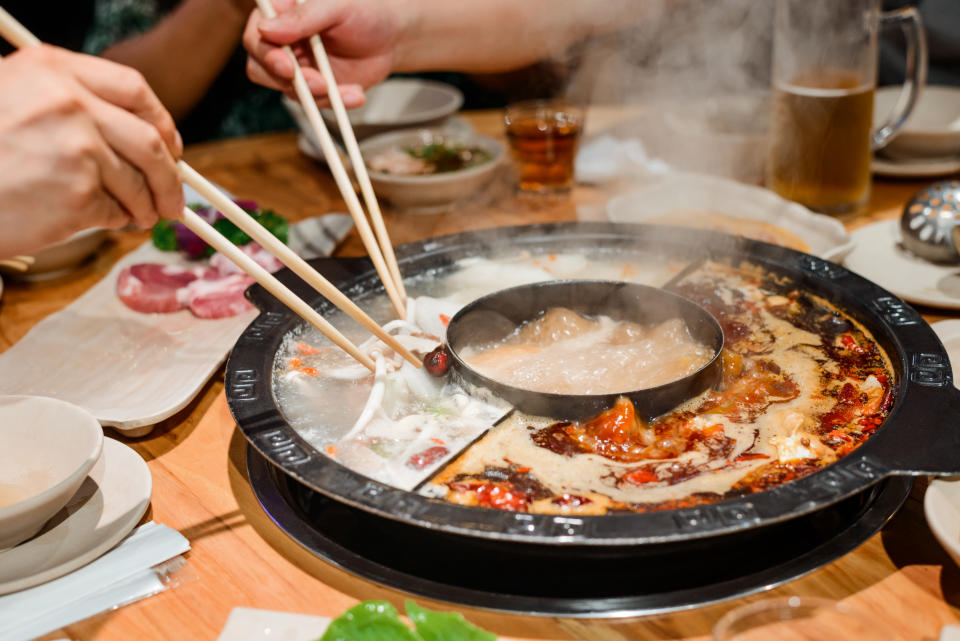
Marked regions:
[0,397,152,595]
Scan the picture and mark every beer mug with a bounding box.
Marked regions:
[768,0,927,214]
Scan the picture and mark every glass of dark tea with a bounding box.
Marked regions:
[504,100,584,194]
[768,0,926,214]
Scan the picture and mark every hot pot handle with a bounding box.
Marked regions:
[870,386,960,477]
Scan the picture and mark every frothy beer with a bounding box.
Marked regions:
[768,72,874,214]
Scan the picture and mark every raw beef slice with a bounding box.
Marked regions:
[186,273,255,319]
[116,264,200,313]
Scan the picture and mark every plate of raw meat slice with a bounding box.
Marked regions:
[0,186,352,435]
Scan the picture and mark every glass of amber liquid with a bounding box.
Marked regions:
[768,0,926,214]
[504,100,584,194]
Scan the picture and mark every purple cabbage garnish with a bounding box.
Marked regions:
[174,205,227,258]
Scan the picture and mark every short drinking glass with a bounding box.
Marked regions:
[504,100,584,194]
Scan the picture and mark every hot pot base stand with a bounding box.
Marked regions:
[246,445,911,618]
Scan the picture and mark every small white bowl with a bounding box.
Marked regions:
[0,396,103,549]
[358,127,504,213]
[284,78,464,144]
[876,85,960,159]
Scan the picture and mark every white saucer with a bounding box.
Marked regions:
[0,438,151,594]
[605,172,854,261]
[872,154,960,178]
[924,321,960,569]
[843,219,960,310]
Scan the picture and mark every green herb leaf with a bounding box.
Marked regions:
[212,217,252,249]
[320,601,421,641]
[254,208,289,245]
[151,220,178,251]
[406,601,496,641]
[403,142,492,173]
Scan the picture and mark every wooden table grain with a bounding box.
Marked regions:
[4,110,960,641]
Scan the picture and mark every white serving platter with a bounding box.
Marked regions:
[0,186,353,435]
[844,219,960,310]
[605,172,854,262]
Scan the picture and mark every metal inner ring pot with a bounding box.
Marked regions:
[445,280,724,421]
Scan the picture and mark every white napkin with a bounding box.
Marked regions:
[218,608,332,641]
[287,214,355,261]
[0,522,190,641]
[574,134,672,184]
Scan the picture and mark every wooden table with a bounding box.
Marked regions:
[4,110,960,641]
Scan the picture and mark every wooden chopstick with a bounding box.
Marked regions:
[295,0,407,302]
[253,0,407,319]
[181,207,375,371]
[178,161,421,367]
[0,7,38,47]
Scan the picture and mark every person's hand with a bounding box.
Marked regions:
[243,0,400,107]
[0,45,184,257]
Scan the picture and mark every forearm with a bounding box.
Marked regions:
[100,0,250,120]
[392,0,659,74]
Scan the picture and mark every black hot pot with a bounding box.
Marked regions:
[226,222,960,547]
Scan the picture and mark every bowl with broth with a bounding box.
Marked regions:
[0,396,103,548]
[359,127,504,213]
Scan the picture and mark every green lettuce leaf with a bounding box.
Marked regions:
[151,220,178,251]
[255,208,289,245]
[320,601,421,641]
[406,601,496,641]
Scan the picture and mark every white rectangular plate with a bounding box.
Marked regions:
[0,198,352,435]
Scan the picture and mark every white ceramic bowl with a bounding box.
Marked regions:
[283,78,464,144]
[358,127,504,213]
[875,85,960,159]
[0,396,103,549]
[0,227,108,281]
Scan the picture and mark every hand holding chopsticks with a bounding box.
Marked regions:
[0,7,421,372]
[252,0,407,318]
[293,0,406,302]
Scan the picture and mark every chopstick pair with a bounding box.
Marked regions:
[179,163,421,370]
[254,0,408,319]
[0,7,420,373]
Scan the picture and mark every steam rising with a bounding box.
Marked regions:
[566,0,773,105]
[563,0,776,184]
